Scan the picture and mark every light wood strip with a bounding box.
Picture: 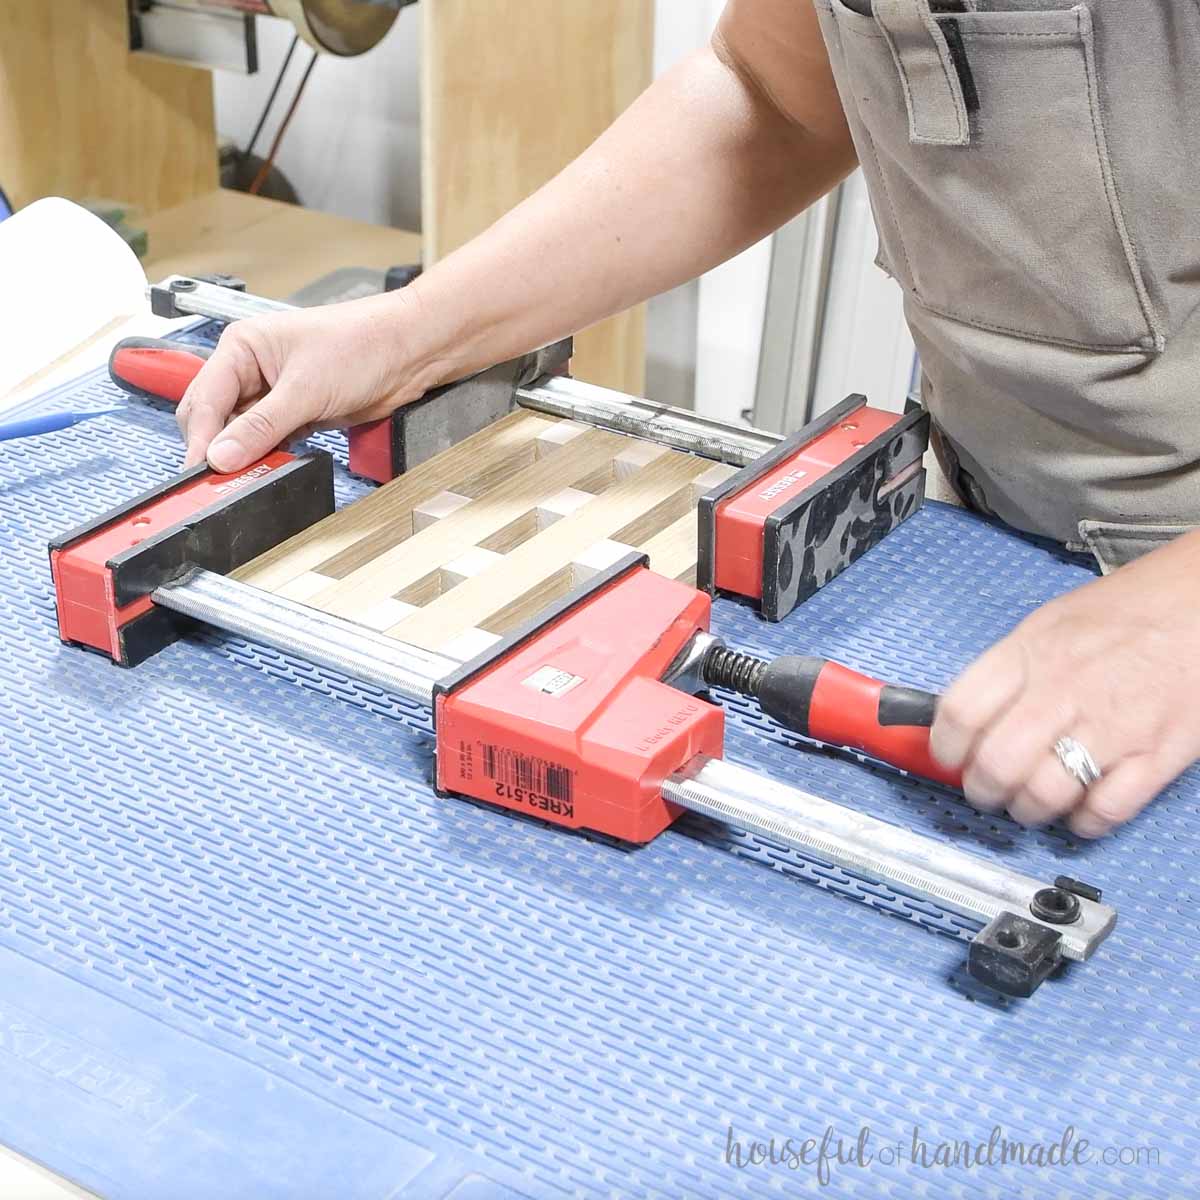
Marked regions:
[613,441,668,479]
[535,420,591,456]
[276,571,337,603]
[474,567,577,640]
[440,628,504,662]
[234,410,551,592]
[536,488,593,528]
[385,453,712,649]
[310,429,627,619]
[691,462,740,499]
[442,547,505,586]
[413,491,472,531]
[610,486,695,548]
[357,598,419,632]
[640,513,699,583]
[570,539,635,582]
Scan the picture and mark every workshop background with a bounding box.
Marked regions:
[209,0,915,425]
[0,0,913,438]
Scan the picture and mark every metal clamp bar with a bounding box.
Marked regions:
[150,276,294,324]
[663,756,1116,962]
[148,276,785,466]
[152,569,454,705]
[516,376,782,467]
[151,569,1115,991]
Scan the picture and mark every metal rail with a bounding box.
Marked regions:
[516,377,781,467]
[154,569,455,705]
[154,277,294,324]
[152,275,784,467]
[664,756,1114,963]
[152,569,1117,970]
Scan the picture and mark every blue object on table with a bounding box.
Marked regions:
[0,183,11,221]
[0,328,1196,1199]
[0,407,123,442]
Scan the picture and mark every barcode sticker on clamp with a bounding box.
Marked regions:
[522,665,584,697]
[480,744,575,818]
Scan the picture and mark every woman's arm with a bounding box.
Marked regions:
[179,0,856,471]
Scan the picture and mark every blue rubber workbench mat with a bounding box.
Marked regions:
[1,342,1197,1199]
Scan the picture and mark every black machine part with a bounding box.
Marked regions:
[969,913,1064,999]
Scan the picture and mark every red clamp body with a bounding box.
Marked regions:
[435,559,724,843]
[347,417,397,485]
[50,452,334,666]
[697,395,929,622]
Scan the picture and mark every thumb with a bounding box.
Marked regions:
[206,378,310,473]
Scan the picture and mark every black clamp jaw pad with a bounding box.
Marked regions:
[347,339,574,483]
[968,878,1104,998]
[49,452,335,667]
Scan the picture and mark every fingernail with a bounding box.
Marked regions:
[208,435,244,474]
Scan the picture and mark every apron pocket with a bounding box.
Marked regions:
[1077,519,1195,574]
[823,1,1162,354]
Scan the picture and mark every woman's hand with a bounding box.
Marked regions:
[177,292,441,472]
[930,531,1200,838]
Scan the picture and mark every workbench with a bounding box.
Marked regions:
[140,190,424,303]
[1,330,1196,1199]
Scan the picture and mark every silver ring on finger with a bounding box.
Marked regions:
[1053,736,1102,789]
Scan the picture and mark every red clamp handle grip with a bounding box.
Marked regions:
[755,656,961,788]
[808,660,960,787]
[108,337,211,406]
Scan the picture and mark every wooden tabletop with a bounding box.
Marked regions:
[142,189,422,301]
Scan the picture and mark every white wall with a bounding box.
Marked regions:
[213,8,422,232]
[811,172,915,417]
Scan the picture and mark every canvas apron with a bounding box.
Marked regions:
[813,0,1200,571]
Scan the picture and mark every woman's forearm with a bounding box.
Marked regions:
[397,38,856,393]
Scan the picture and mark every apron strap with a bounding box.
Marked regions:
[873,0,971,146]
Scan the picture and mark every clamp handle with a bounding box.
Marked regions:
[704,650,961,788]
[108,337,211,405]
[768,657,959,788]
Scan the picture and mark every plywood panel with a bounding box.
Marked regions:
[0,0,217,213]
[421,0,652,394]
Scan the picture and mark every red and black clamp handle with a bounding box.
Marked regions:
[108,337,211,406]
[699,646,960,788]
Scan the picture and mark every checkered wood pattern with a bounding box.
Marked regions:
[236,411,736,659]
